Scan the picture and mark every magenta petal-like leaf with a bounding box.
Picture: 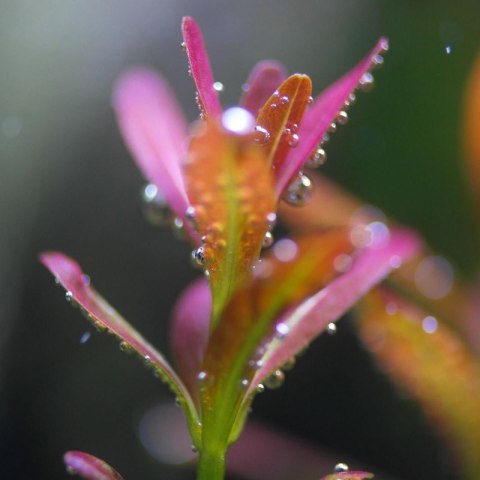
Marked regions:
[112,68,190,220]
[40,252,200,444]
[170,277,211,403]
[249,228,421,392]
[182,16,222,118]
[64,451,123,480]
[275,37,388,196]
[320,472,374,480]
[240,60,287,116]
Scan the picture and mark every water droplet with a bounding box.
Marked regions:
[372,54,384,68]
[270,103,278,109]
[66,465,77,475]
[253,125,270,146]
[141,183,172,227]
[54,276,61,286]
[273,238,298,262]
[327,322,337,335]
[180,41,186,51]
[287,132,299,147]
[445,45,452,54]
[262,231,274,248]
[308,95,314,104]
[119,341,133,353]
[336,110,349,125]
[144,355,153,367]
[197,371,207,383]
[191,247,206,269]
[213,81,224,92]
[79,331,91,344]
[240,378,249,388]
[328,122,337,133]
[283,173,313,207]
[334,462,349,473]
[191,444,198,453]
[333,254,352,273]
[275,322,290,340]
[265,370,285,389]
[282,357,295,371]
[306,147,327,168]
[185,206,198,227]
[65,291,79,308]
[359,72,374,91]
[175,396,182,407]
[187,68,192,78]
[256,383,265,393]
[265,212,277,230]
[422,315,438,334]
[279,95,289,105]
[321,132,330,144]
[222,107,255,134]
[414,255,454,300]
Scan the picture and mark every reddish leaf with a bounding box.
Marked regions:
[240,60,287,116]
[256,74,312,174]
[200,230,353,445]
[182,16,222,118]
[249,228,421,393]
[357,289,480,479]
[64,451,123,480]
[40,252,201,445]
[184,120,275,322]
[112,68,190,221]
[276,38,388,196]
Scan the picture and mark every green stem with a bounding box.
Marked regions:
[197,447,226,480]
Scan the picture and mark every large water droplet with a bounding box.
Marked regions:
[306,147,327,168]
[283,173,313,207]
[334,462,349,473]
[253,125,271,146]
[275,322,290,340]
[191,247,206,269]
[265,370,285,389]
[359,72,375,91]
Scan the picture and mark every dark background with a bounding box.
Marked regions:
[1,1,480,479]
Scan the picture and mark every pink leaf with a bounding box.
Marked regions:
[170,278,211,404]
[275,38,388,196]
[182,16,222,118]
[112,68,190,222]
[40,252,200,443]
[64,451,123,480]
[249,228,421,393]
[240,60,287,116]
[320,472,374,480]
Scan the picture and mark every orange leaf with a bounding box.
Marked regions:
[357,289,480,479]
[184,121,275,323]
[256,74,312,174]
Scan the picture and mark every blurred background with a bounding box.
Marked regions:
[1,0,480,479]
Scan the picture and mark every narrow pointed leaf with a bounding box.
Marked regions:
[256,74,312,173]
[276,38,388,196]
[357,289,480,480]
[64,452,123,480]
[170,277,211,404]
[40,252,200,445]
[200,230,353,446]
[240,60,287,116]
[182,16,222,118]
[249,228,421,394]
[184,121,275,323]
[113,68,190,221]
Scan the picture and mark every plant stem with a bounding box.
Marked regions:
[197,448,226,480]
